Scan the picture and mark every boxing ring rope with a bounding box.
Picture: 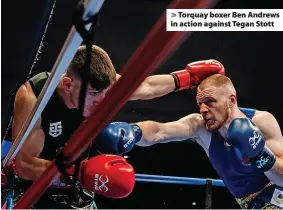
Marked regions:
[6,0,222,209]
[134,174,224,209]
[135,174,225,187]
[48,174,225,187]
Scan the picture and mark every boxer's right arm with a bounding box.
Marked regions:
[117,59,225,100]
[12,82,52,180]
[136,113,203,146]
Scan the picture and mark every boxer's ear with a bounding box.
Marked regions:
[228,95,237,108]
[62,76,75,94]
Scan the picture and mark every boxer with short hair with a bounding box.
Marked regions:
[97,74,283,209]
[7,43,223,208]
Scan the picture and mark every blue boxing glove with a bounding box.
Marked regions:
[226,118,276,172]
[94,122,142,155]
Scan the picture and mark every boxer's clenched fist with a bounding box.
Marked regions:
[171,59,225,91]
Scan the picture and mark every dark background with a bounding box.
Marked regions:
[2,0,283,208]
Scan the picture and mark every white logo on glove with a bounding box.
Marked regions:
[205,60,219,66]
[94,174,109,192]
[249,131,262,149]
[123,138,134,148]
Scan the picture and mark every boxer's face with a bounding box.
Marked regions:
[82,84,108,117]
[60,75,108,117]
[196,86,230,131]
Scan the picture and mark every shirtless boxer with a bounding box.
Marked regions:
[6,44,224,208]
[97,74,283,209]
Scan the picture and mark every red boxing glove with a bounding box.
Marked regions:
[78,154,135,199]
[171,59,225,91]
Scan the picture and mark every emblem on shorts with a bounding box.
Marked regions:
[49,121,62,138]
[271,189,283,207]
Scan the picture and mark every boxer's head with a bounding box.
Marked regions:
[58,45,116,117]
[196,74,237,131]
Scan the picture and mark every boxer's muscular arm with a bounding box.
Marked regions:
[253,111,283,174]
[116,59,225,100]
[12,82,52,180]
[135,113,203,146]
[116,74,176,100]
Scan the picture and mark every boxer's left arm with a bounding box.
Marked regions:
[93,114,203,155]
[136,113,204,146]
[253,111,283,174]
